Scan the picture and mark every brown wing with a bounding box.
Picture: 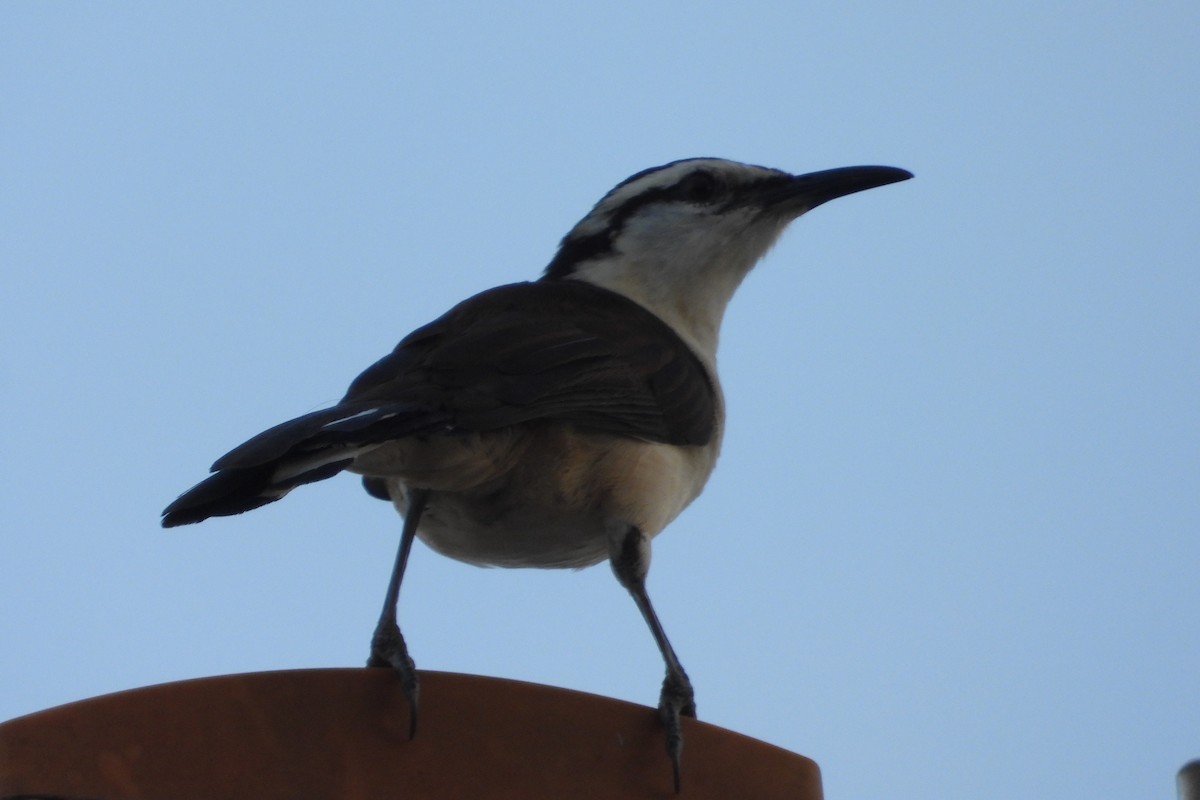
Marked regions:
[343,280,716,446]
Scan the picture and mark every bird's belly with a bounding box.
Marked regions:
[415,492,613,569]
[371,426,717,570]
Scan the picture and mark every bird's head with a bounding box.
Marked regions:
[544,158,911,357]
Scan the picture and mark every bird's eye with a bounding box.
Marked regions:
[675,172,723,205]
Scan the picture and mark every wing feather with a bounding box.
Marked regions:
[343,280,716,445]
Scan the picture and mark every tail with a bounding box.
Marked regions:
[161,402,452,527]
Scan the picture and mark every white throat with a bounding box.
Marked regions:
[567,210,790,361]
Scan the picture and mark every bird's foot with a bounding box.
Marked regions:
[658,669,696,793]
[367,621,420,738]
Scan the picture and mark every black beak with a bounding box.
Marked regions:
[766,165,913,215]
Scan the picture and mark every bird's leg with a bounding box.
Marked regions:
[611,525,695,794]
[367,487,430,739]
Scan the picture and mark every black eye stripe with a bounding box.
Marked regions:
[672,171,722,204]
[609,171,724,223]
[544,166,792,279]
[544,174,725,278]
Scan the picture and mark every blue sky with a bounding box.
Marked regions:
[3,4,1197,798]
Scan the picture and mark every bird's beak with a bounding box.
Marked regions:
[764,165,913,216]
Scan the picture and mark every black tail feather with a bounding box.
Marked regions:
[162,403,454,528]
[161,458,354,527]
[210,403,452,471]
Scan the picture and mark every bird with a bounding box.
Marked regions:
[162,157,911,791]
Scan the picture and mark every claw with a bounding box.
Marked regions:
[658,669,695,793]
[368,622,420,739]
